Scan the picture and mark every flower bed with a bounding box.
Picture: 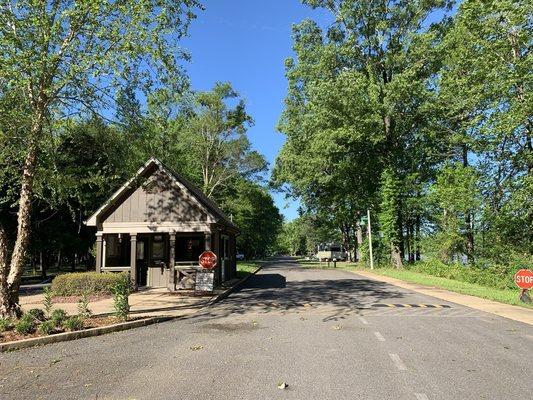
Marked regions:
[0,314,137,344]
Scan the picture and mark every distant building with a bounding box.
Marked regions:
[86,158,238,290]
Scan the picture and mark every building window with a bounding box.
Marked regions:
[105,234,130,267]
[152,235,166,261]
[107,235,120,257]
[175,236,204,262]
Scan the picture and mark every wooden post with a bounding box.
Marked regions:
[367,209,374,270]
[95,234,103,273]
[205,232,211,251]
[102,235,107,269]
[130,234,137,290]
[168,233,176,291]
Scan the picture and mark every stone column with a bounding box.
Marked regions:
[95,234,103,273]
[168,233,176,291]
[130,234,137,290]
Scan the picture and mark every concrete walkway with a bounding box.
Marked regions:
[355,269,533,325]
[19,287,226,318]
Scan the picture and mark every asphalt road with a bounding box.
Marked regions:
[1,258,532,400]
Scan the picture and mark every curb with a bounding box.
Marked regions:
[2,263,267,352]
[0,316,173,353]
[206,265,263,306]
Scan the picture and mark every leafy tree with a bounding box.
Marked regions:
[437,0,532,261]
[428,163,480,263]
[274,0,453,266]
[221,179,282,259]
[0,0,200,318]
[184,83,267,198]
[378,168,403,268]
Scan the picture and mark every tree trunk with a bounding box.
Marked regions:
[355,219,363,262]
[41,256,47,279]
[341,223,351,262]
[415,215,421,261]
[391,243,403,269]
[3,143,39,318]
[0,113,42,318]
[351,224,358,262]
[0,224,15,318]
[406,222,412,263]
[462,145,474,263]
[397,206,405,262]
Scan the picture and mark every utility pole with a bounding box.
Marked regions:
[367,209,374,270]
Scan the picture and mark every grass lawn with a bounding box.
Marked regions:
[295,258,532,309]
[236,261,262,279]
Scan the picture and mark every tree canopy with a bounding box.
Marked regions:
[274,0,532,270]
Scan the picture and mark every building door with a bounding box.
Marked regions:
[220,235,230,282]
[136,237,149,287]
[147,234,168,287]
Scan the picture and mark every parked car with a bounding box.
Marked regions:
[236,253,245,260]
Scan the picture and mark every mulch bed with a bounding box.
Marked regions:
[0,316,140,344]
[51,294,111,303]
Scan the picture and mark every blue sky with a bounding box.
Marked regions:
[182,1,331,221]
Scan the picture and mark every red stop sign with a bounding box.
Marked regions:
[514,269,533,289]
[199,251,217,270]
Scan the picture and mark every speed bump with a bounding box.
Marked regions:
[372,303,451,308]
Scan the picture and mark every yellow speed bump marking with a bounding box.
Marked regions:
[372,304,451,309]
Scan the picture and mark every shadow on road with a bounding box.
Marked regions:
[244,273,286,289]
[187,268,406,323]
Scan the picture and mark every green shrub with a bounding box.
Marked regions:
[43,287,53,317]
[51,272,128,296]
[0,318,12,332]
[402,259,521,290]
[50,309,68,326]
[111,273,131,321]
[62,316,84,332]
[14,314,36,335]
[77,292,92,318]
[27,308,46,322]
[38,320,56,335]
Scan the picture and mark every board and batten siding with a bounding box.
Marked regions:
[103,170,209,225]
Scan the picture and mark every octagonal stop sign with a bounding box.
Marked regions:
[199,251,218,270]
[514,269,533,290]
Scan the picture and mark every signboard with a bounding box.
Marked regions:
[195,270,214,292]
[199,251,217,270]
[514,269,533,289]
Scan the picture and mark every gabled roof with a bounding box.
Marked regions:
[85,157,238,230]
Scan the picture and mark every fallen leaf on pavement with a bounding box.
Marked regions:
[190,345,204,351]
[277,381,289,389]
[332,325,341,330]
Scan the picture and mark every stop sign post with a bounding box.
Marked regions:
[514,269,533,303]
[199,251,217,270]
